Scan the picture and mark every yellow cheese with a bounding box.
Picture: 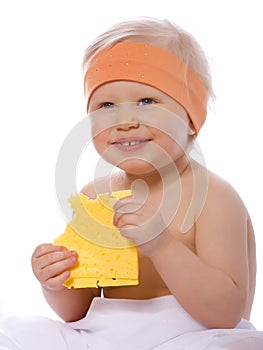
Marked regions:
[54,190,139,289]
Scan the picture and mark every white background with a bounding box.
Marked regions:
[0,0,262,328]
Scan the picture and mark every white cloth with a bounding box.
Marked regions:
[0,295,263,349]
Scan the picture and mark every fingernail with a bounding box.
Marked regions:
[70,251,77,256]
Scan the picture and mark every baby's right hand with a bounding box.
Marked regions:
[31,244,78,291]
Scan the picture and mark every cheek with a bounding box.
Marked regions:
[92,131,108,155]
[151,122,189,152]
[168,130,189,151]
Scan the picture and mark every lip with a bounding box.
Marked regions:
[112,137,151,152]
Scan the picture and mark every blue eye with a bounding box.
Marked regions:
[100,102,115,109]
[138,98,156,106]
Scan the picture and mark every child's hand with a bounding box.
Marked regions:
[113,184,172,257]
[31,244,78,291]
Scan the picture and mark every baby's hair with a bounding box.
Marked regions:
[83,17,215,102]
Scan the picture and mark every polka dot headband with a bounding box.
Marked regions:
[84,42,208,134]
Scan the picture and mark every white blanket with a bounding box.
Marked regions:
[0,295,263,349]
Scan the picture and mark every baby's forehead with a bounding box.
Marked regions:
[89,80,187,118]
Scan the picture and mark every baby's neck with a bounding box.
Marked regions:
[124,155,190,189]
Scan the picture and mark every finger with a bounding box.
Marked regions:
[114,200,143,214]
[113,196,133,211]
[113,180,148,212]
[38,255,77,284]
[44,271,71,290]
[120,226,150,246]
[33,243,68,259]
[120,226,140,241]
[113,179,149,211]
[35,250,77,270]
[114,194,145,211]
[114,213,140,228]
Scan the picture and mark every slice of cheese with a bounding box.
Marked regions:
[54,190,139,289]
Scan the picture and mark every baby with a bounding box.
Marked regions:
[1,17,263,350]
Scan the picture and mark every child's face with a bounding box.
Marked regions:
[88,81,192,175]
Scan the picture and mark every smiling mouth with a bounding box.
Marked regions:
[116,140,148,147]
[113,139,151,150]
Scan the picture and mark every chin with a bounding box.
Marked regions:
[118,159,155,175]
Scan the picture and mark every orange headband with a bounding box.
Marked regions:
[84,42,208,134]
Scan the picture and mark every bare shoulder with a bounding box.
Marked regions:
[195,167,250,262]
[195,167,250,270]
[202,169,248,216]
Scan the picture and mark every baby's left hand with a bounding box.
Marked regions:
[113,187,171,257]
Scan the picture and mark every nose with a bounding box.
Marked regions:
[116,121,139,131]
[114,103,140,131]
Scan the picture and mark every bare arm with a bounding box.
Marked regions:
[41,283,98,322]
[114,175,250,328]
[149,178,249,328]
[149,236,247,329]
[32,243,100,322]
